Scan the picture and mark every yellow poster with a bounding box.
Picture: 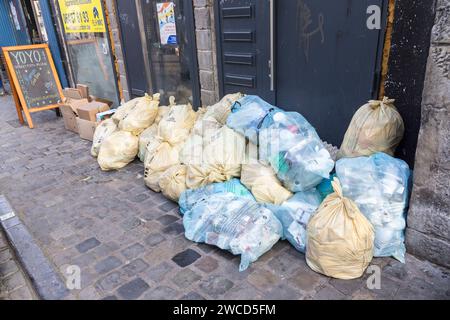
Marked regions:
[58,0,106,33]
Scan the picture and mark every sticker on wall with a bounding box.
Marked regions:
[58,0,106,33]
[157,2,177,45]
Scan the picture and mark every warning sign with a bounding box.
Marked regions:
[58,0,106,33]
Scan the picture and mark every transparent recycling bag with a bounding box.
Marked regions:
[227,95,334,192]
[336,152,411,262]
[178,178,255,215]
[183,193,282,271]
[269,189,322,253]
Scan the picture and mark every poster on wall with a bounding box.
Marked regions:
[157,2,177,45]
[58,0,106,33]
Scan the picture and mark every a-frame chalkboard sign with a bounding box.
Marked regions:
[2,44,63,128]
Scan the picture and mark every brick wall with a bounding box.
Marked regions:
[104,0,130,102]
[193,0,220,106]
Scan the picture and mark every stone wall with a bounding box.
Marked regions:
[406,0,450,268]
[193,0,220,106]
[104,0,130,102]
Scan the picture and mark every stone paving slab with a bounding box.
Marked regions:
[0,95,449,300]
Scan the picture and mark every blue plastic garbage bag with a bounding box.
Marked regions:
[227,95,281,145]
[178,179,255,215]
[183,193,282,271]
[227,96,334,192]
[268,189,322,253]
[336,152,411,263]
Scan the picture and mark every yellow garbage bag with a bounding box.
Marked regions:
[338,97,404,159]
[204,93,244,125]
[146,141,184,173]
[186,126,245,189]
[118,93,160,135]
[144,168,164,193]
[138,124,158,162]
[91,119,118,157]
[97,131,139,171]
[192,93,243,137]
[158,104,197,145]
[306,178,374,280]
[154,96,176,125]
[159,165,187,202]
[241,162,293,205]
[180,134,204,165]
[112,97,140,123]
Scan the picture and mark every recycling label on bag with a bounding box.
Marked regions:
[58,0,106,33]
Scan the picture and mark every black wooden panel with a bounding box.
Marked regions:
[223,31,254,42]
[224,53,254,65]
[222,6,252,18]
[276,0,387,147]
[225,74,255,88]
[215,0,274,103]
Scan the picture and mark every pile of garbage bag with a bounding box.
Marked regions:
[143,103,197,200]
[227,95,335,192]
[89,92,411,278]
[183,193,283,271]
[95,94,161,171]
[336,152,411,262]
[138,96,175,162]
[182,94,246,190]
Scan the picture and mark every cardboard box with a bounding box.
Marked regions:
[76,118,97,141]
[63,88,83,100]
[76,84,89,100]
[60,105,78,133]
[77,101,110,122]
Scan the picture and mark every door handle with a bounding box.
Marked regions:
[269,0,275,91]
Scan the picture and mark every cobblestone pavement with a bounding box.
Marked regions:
[0,229,37,299]
[0,95,449,300]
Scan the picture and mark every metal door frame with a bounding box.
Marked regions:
[215,0,389,102]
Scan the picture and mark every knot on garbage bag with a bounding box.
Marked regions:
[368,96,395,110]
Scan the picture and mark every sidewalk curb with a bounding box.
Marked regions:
[0,195,69,300]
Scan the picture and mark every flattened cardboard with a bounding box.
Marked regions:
[63,88,83,100]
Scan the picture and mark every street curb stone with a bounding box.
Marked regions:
[0,194,69,300]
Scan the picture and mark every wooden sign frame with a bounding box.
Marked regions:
[2,44,64,129]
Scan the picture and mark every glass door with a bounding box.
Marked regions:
[139,0,200,106]
[55,0,120,106]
